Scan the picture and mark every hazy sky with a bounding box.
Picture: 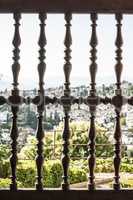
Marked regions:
[0,14,133,90]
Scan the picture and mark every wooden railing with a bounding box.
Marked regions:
[0,0,133,13]
[0,0,133,200]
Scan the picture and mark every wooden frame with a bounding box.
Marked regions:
[1,190,133,200]
[0,0,133,13]
[0,0,133,200]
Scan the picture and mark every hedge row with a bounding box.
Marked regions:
[1,157,133,188]
[0,160,87,188]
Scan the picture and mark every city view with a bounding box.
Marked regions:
[1,80,133,188]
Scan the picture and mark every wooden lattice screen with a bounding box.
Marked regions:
[0,1,133,200]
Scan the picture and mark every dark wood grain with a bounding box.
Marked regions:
[61,13,72,191]
[88,13,98,191]
[10,12,21,191]
[113,13,123,191]
[1,190,133,200]
[0,0,132,197]
[0,0,133,13]
[36,13,47,191]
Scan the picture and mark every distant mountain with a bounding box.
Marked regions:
[0,74,132,90]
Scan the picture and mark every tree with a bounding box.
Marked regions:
[18,136,37,160]
[19,134,54,160]
[25,106,37,129]
[56,121,113,158]
[19,121,120,160]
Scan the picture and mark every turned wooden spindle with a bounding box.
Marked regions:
[88,13,98,191]
[10,13,21,191]
[36,13,47,191]
[62,13,72,191]
[113,13,123,191]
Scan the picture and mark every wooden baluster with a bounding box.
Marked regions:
[36,13,47,191]
[62,13,72,191]
[88,13,98,191]
[10,13,21,191]
[113,13,123,190]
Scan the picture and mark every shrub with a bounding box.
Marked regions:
[17,160,36,187]
[0,179,11,188]
[0,159,87,188]
[96,158,114,173]
[0,178,22,188]
[0,145,10,161]
[69,167,87,184]
[0,160,10,178]
[43,160,62,187]
[121,179,133,188]
[120,163,133,173]
[110,179,133,188]
[1,157,133,188]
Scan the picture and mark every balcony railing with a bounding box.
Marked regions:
[0,0,133,200]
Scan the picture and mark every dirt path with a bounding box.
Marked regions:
[70,173,133,189]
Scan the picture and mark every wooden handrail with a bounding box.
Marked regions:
[0,0,133,13]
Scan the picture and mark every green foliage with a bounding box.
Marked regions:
[43,160,62,187]
[0,160,87,188]
[18,136,37,160]
[44,137,55,160]
[0,121,133,188]
[120,158,133,172]
[110,178,133,188]
[69,167,87,184]
[25,108,37,129]
[95,158,114,173]
[17,161,36,187]
[1,158,133,188]
[57,121,113,158]
[44,122,53,130]
[19,121,115,161]
[0,160,10,178]
[121,117,126,126]
[0,178,11,188]
[0,144,10,161]
[121,179,133,188]
[19,135,55,160]
[0,178,22,188]
[1,123,10,129]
